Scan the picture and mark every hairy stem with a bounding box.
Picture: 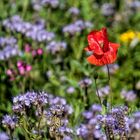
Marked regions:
[95,79,102,105]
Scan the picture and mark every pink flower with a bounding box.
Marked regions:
[32,50,37,57]
[37,48,43,55]
[24,44,31,53]
[26,65,32,72]
[18,66,25,75]
[6,69,13,76]
[17,61,23,68]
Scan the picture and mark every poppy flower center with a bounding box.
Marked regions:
[100,42,104,48]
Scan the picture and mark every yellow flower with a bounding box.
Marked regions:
[120,30,136,43]
[136,32,140,40]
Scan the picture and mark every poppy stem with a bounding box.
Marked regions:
[106,64,112,110]
[84,86,89,109]
[106,64,110,81]
[95,79,102,105]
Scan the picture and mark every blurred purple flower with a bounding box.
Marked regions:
[121,89,136,101]
[78,78,92,88]
[68,7,80,16]
[46,41,67,54]
[63,20,93,35]
[101,3,115,16]
[0,132,9,140]
[102,64,119,74]
[97,86,110,97]
[66,86,75,94]
[2,115,18,129]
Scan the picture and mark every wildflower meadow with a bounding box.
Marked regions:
[0,0,140,140]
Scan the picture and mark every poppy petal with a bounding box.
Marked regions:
[87,33,103,55]
[87,55,104,66]
[103,51,117,64]
[109,42,120,50]
[102,28,109,52]
[84,46,92,51]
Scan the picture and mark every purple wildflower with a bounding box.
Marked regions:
[121,89,136,101]
[102,64,119,74]
[3,16,55,42]
[66,86,75,94]
[63,20,93,35]
[97,86,110,97]
[0,132,9,140]
[46,41,67,54]
[78,78,92,88]
[101,3,115,16]
[2,115,18,129]
[68,7,80,16]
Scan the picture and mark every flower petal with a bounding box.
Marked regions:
[84,46,92,51]
[109,42,120,50]
[103,50,117,64]
[87,31,104,55]
[87,55,104,66]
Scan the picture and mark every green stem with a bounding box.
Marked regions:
[84,86,89,109]
[95,79,102,105]
[106,64,112,110]
[106,64,110,81]
[22,0,29,18]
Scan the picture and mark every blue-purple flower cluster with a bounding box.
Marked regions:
[3,16,55,42]
[0,132,9,140]
[121,89,136,102]
[76,104,105,139]
[98,85,110,97]
[76,104,140,139]
[78,77,92,88]
[2,91,73,139]
[101,3,115,16]
[102,64,119,74]
[63,20,93,36]
[68,7,80,16]
[0,37,20,60]
[2,115,18,130]
[32,0,59,11]
[46,41,67,54]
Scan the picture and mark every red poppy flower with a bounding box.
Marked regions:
[85,28,120,66]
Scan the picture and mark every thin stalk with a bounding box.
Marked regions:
[106,64,112,110]
[84,86,89,109]
[106,64,110,81]
[94,79,102,105]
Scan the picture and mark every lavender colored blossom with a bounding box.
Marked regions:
[78,78,92,88]
[12,91,48,113]
[49,96,66,105]
[58,126,73,135]
[2,115,18,129]
[129,1,140,10]
[68,7,80,15]
[129,111,140,131]
[102,64,119,74]
[63,20,93,35]
[66,86,75,94]
[121,89,136,101]
[0,37,20,60]
[32,0,59,10]
[91,104,102,113]
[76,124,89,138]
[3,16,55,42]
[101,3,115,16]
[82,111,93,120]
[0,132,9,140]
[41,0,59,8]
[97,86,110,97]
[46,41,67,54]
[63,136,72,140]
